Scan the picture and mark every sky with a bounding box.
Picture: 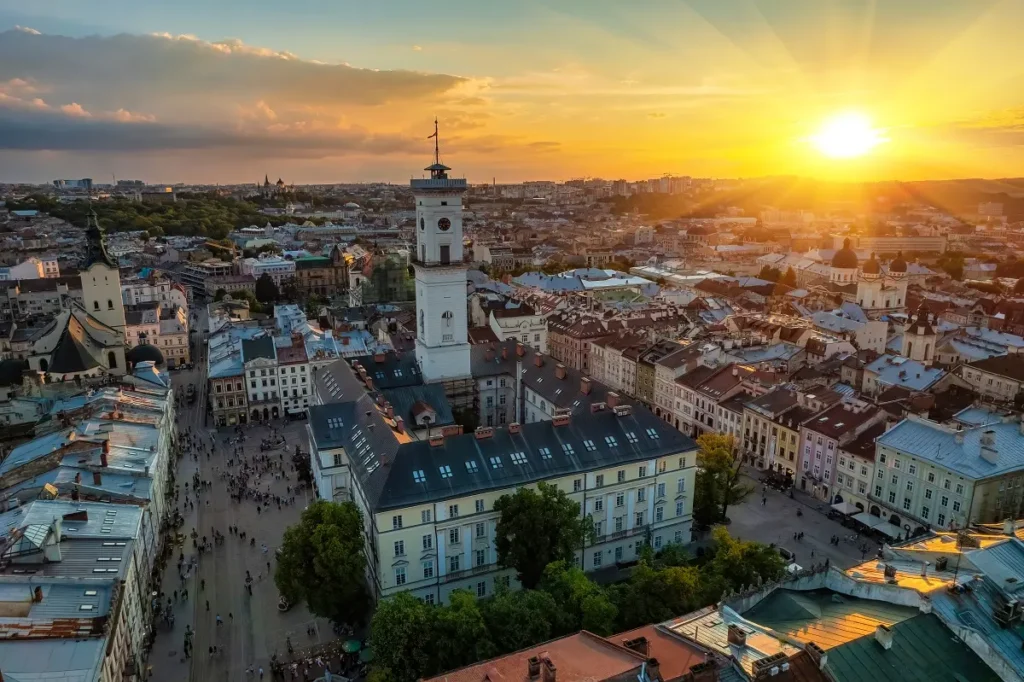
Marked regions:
[0,0,1023,185]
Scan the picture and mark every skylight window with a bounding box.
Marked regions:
[605,436,618,447]
[645,428,660,439]
[489,456,503,469]
[625,431,639,444]
[465,460,479,474]
[79,605,95,611]
[438,465,453,479]
[375,371,385,379]
[510,452,527,465]
[84,590,97,596]
[562,443,575,455]
[413,470,426,484]
[536,377,543,383]
[583,439,597,452]
[539,447,552,460]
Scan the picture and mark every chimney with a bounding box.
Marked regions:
[534,353,543,368]
[475,426,495,440]
[395,417,405,434]
[502,346,509,361]
[516,343,526,358]
[32,586,43,603]
[752,652,788,681]
[580,377,592,395]
[590,401,607,413]
[508,422,521,435]
[101,440,110,467]
[606,392,620,409]
[342,335,350,345]
[732,366,738,377]
[980,430,998,464]
[555,364,566,380]
[528,656,541,680]
[74,472,82,484]
[645,658,661,682]
[93,472,101,486]
[613,405,632,417]
[1003,518,1018,536]
[485,347,495,362]
[726,624,747,647]
[541,657,557,682]
[374,352,385,363]
[805,642,828,669]
[386,403,394,419]
[874,624,893,650]
[365,378,374,392]
[429,434,444,447]
[553,414,571,427]
[688,660,719,682]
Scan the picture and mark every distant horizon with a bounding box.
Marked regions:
[1,2,1023,183]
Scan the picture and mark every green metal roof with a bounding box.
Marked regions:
[295,256,332,270]
[826,613,1001,682]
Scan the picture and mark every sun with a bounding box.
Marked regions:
[811,112,886,159]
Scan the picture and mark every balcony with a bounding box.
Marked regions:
[410,177,468,190]
[443,563,493,582]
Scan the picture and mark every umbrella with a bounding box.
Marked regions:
[342,639,362,653]
[359,646,374,663]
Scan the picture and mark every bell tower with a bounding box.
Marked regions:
[412,120,471,383]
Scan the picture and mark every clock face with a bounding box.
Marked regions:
[438,217,452,231]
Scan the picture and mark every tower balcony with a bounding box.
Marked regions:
[410,178,468,191]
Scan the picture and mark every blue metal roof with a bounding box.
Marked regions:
[866,355,945,392]
[877,416,1024,479]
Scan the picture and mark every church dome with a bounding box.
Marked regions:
[889,251,908,273]
[0,358,26,387]
[861,252,881,275]
[126,343,165,368]
[832,238,858,269]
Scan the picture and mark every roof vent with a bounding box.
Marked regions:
[874,624,893,650]
[552,414,570,427]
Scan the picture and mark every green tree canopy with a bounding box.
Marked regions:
[274,500,371,626]
[254,273,280,303]
[494,482,593,589]
[481,586,559,655]
[538,560,617,635]
[706,526,786,593]
[780,267,798,287]
[693,433,751,524]
[758,265,781,282]
[611,562,703,631]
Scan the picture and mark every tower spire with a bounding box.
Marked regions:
[433,117,440,167]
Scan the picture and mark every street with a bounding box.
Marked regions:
[725,470,883,570]
[146,310,339,682]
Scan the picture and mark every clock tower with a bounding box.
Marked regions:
[412,120,471,383]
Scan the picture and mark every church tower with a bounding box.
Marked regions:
[80,208,127,335]
[412,120,471,383]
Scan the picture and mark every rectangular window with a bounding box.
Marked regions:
[465,461,479,474]
[656,506,664,522]
[412,470,426,484]
[677,478,685,493]
[903,497,912,510]
[449,528,460,545]
[927,472,935,483]
[615,517,623,532]
[941,496,949,507]
[477,581,486,597]
[510,451,527,465]
[952,501,961,512]
[888,491,896,504]
[594,498,604,512]
[422,561,434,579]
[657,483,666,498]
[562,443,575,456]
[638,465,646,478]
[394,567,406,586]
[675,501,683,516]
[615,493,625,508]
[615,546,623,562]
[489,456,503,469]
[475,549,486,567]
[606,435,619,448]
[439,465,453,479]
[921,506,930,520]
[595,474,604,488]
[394,540,405,557]
[955,484,964,495]
[476,522,485,538]
[906,481,914,492]
[593,551,603,568]
[573,479,582,492]
[875,485,882,497]
[449,555,460,573]
[938,514,946,526]
[449,504,459,518]
[421,510,432,523]
[392,515,403,530]
[635,511,645,526]
[422,534,432,550]
[475,499,485,513]
[908,464,917,476]
[584,440,598,452]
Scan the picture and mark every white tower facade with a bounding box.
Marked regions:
[412,124,471,383]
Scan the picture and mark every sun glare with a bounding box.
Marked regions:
[811,113,886,159]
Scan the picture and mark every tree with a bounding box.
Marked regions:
[369,592,437,682]
[494,482,593,589]
[430,591,495,675]
[780,267,797,287]
[538,561,617,636]
[758,265,781,282]
[704,526,785,595]
[213,288,227,302]
[481,586,559,655]
[255,273,280,304]
[274,500,371,627]
[611,561,703,630]
[695,433,751,523]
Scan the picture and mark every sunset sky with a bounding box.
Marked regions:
[1,0,1023,184]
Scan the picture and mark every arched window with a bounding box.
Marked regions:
[107,299,114,310]
[93,301,100,311]
[442,311,454,327]
[108,351,117,369]
[420,217,425,230]
[907,341,913,357]
[39,358,48,372]
[924,344,930,360]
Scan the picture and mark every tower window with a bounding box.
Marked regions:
[108,351,117,369]
[107,299,114,310]
[93,301,100,311]
[420,217,424,230]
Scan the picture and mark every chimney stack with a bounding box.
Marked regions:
[101,440,110,467]
[534,353,543,368]
[32,586,43,603]
[644,658,661,682]
[580,377,592,395]
[606,392,620,409]
[374,352,385,364]
[501,346,509,361]
[386,403,394,419]
[475,426,495,440]
[726,624,747,647]
[874,624,893,650]
[395,417,405,434]
[688,660,718,682]
[541,657,557,682]
[805,642,828,669]
[429,434,444,447]
[622,637,649,657]
[508,422,521,435]
[528,656,541,680]
[555,364,566,380]
[485,347,495,362]
[93,472,101,486]
[516,343,526,358]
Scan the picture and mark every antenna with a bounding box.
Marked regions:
[434,117,440,167]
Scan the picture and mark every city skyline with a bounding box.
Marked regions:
[1,0,1023,184]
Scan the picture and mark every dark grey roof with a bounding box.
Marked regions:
[380,384,454,428]
[310,399,696,512]
[470,339,519,378]
[126,343,165,367]
[124,310,145,326]
[313,359,366,404]
[241,335,276,362]
[0,359,26,387]
[349,352,422,389]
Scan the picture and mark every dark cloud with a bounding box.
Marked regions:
[0,104,422,157]
[0,29,466,115]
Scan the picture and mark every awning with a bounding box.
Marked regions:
[874,522,905,539]
[831,501,860,515]
[852,512,883,528]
